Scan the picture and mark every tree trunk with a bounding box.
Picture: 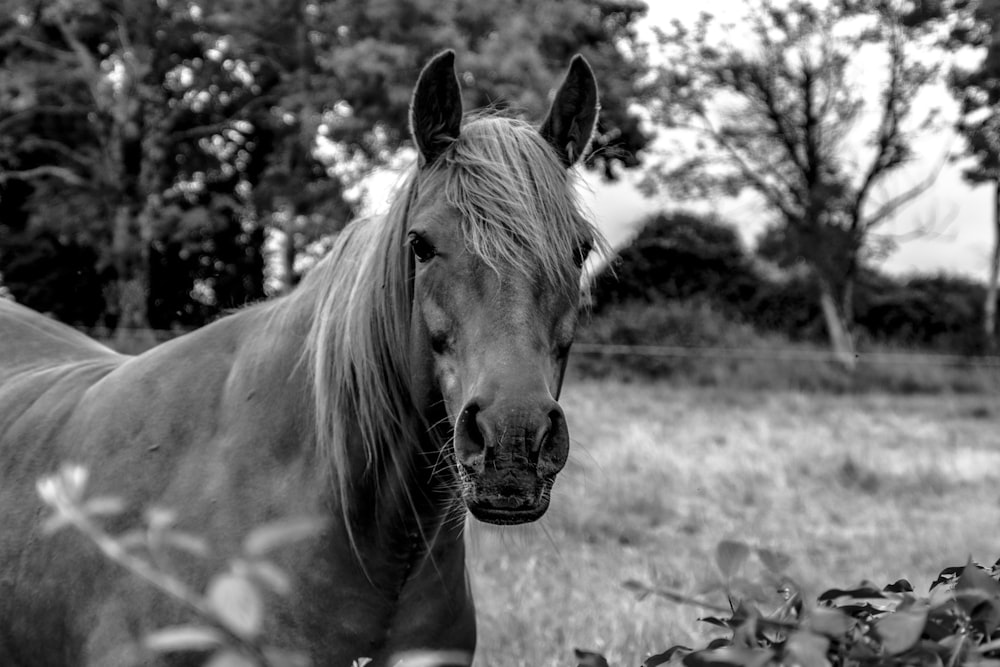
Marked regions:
[984,179,1000,351]
[112,203,152,346]
[281,214,299,295]
[818,278,856,369]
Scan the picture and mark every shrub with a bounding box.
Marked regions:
[579,540,1000,667]
[590,212,760,316]
[591,210,997,356]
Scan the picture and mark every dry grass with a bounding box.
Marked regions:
[468,378,1000,667]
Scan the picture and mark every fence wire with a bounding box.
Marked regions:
[571,343,1000,368]
[93,327,1000,369]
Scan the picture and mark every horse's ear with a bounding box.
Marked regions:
[410,50,463,167]
[540,55,599,167]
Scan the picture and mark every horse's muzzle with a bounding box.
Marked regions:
[454,394,569,524]
[462,472,555,525]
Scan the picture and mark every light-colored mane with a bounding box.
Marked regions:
[298,114,607,521]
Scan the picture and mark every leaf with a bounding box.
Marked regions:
[143,625,224,652]
[818,585,886,602]
[242,516,326,557]
[247,559,293,596]
[875,604,929,655]
[644,645,691,666]
[40,513,72,535]
[263,646,312,667]
[731,609,760,649]
[205,650,257,667]
[883,579,914,593]
[683,646,774,667]
[716,540,750,579]
[783,631,831,667]
[60,464,89,502]
[807,607,854,638]
[389,650,472,666]
[207,573,264,639]
[757,548,791,573]
[956,560,1000,601]
[623,579,653,600]
[144,507,178,531]
[574,648,610,667]
[82,495,126,518]
[163,530,210,558]
[931,565,967,590]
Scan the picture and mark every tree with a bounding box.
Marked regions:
[0,0,271,334]
[942,0,1000,349]
[1,0,653,330]
[319,0,652,177]
[645,0,942,366]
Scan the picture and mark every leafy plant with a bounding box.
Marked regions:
[37,464,324,667]
[577,539,1000,667]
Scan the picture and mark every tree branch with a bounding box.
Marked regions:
[0,105,92,135]
[169,121,235,143]
[863,153,948,231]
[0,165,88,186]
[699,112,802,222]
[11,34,78,63]
[751,65,810,180]
[851,22,905,231]
[18,138,101,172]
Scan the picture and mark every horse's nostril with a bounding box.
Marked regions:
[546,408,564,449]
[458,402,485,459]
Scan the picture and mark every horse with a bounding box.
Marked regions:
[0,50,603,666]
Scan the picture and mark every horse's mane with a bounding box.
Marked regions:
[297,114,607,524]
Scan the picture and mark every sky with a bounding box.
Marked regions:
[578,1,996,282]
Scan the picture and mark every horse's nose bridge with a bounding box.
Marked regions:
[490,400,551,456]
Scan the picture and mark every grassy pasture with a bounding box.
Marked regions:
[468,376,1000,667]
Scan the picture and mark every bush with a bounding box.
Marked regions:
[587,210,997,360]
[590,212,760,316]
[855,274,989,353]
[579,540,1000,667]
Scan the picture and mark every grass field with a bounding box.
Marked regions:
[467,375,1000,667]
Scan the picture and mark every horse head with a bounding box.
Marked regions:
[406,51,600,525]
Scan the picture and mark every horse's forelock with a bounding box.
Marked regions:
[437,115,607,290]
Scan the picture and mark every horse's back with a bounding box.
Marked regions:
[0,298,120,372]
[0,299,118,360]
[0,299,124,465]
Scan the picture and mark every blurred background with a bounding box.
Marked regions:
[2,0,999,381]
[2,2,1000,665]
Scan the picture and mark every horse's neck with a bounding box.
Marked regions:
[354,427,463,549]
[262,284,464,552]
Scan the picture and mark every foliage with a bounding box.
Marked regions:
[36,464,325,667]
[578,540,1000,667]
[643,0,943,358]
[586,210,998,354]
[0,0,652,328]
[0,0,276,330]
[590,211,758,315]
[856,273,989,353]
[939,0,1000,346]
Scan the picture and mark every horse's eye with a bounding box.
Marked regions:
[573,241,592,268]
[408,232,437,263]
